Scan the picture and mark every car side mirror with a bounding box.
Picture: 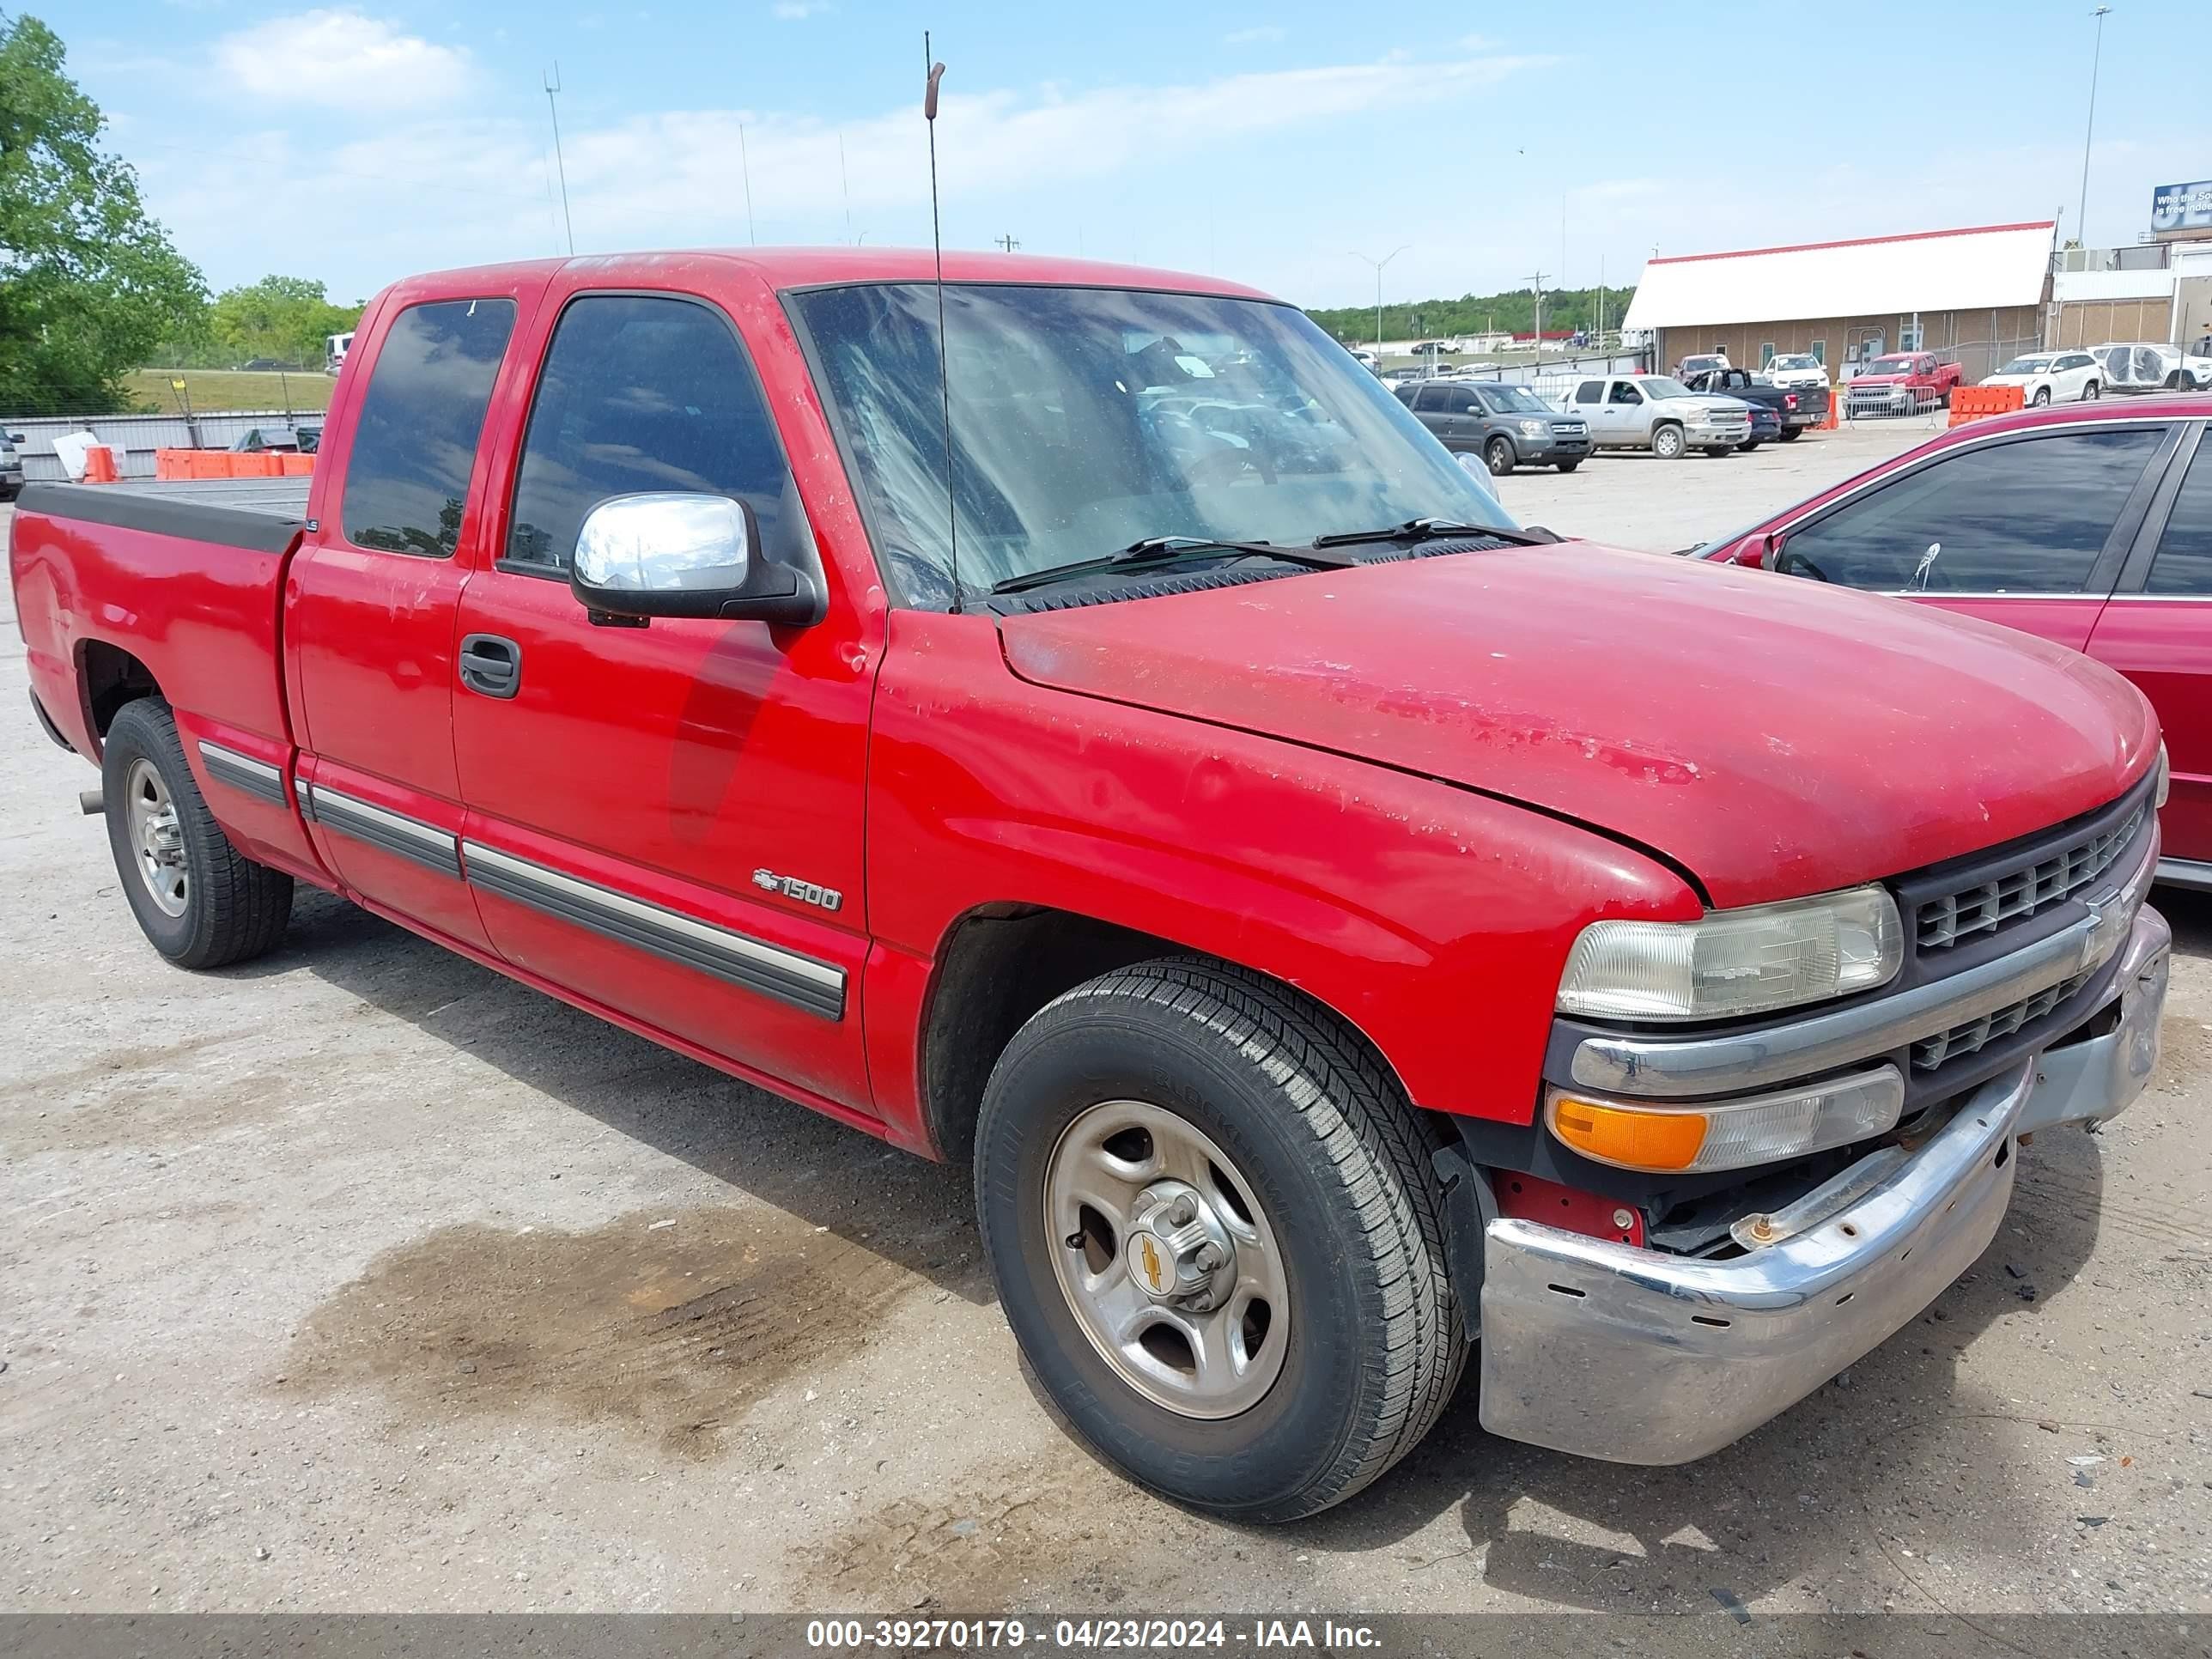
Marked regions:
[570,492,824,626]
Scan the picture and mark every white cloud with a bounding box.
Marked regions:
[214,9,472,109]
[1224,25,1285,45]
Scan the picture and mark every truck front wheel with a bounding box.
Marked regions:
[101,698,293,969]
[1651,423,1685,459]
[974,958,1465,1522]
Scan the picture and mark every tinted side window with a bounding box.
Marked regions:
[1571,380,1601,404]
[341,298,517,557]
[1783,428,2166,592]
[2146,443,2212,595]
[506,295,798,571]
[1609,382,1643,404]
[1412,383,1452,413]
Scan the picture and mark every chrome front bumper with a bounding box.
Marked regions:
[1478,904,2169,1465]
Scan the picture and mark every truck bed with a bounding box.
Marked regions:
[16,478,309,555]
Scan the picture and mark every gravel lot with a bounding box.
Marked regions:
[5,422,2211,1619]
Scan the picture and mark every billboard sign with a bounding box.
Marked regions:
[2151,179,2212,239]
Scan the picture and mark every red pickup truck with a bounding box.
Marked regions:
[9,249,2172,1522]
[1844,351,1966,417]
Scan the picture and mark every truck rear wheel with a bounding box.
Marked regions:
[1778,425,1803,441]
[974,958,1465,1522]
[101,699,293,969]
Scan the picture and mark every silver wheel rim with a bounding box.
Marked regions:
[1043,1099,1289,1419]
[125,757,189,917]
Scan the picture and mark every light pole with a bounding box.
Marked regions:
[1350,246,1410,365]
[2077,5,2112,246]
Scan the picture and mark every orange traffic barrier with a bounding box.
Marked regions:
[155,447,191,480]
[278,453,315,476]
[1820,384,1840,430]
[1948,385,2025,427]
[148,446,317,481]
[82,446,120,484]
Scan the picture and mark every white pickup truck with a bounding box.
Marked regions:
[1559,373,1752,459]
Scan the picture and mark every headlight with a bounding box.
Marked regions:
[1546,1066,1905,1173]
[2156,741,2170,809]
[1516,419,1547,438]
[1556,886,1903,1022]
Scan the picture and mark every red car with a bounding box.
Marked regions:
[10,249,2171,1518]
[1697,393,2212,879]
[1843,350,1966,417]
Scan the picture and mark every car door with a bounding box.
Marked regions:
[1408,382,1460,447]
[1602,380,1648,444]
[1765,420,2183,649]
[449,283,878,1112]
[285,281,544,951]
[1565,379,1606,443]
[2086,422,2212,866]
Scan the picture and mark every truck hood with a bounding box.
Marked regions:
[1662,395,1752,416]
[997,545,2154,908]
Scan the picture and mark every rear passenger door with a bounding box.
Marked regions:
[449,286,878,1112]
[287,286,541,950]
[1766,422,2181,650]
[2087,423,2212,866]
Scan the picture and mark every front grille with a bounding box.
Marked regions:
[1915,802,2145,951]
[1912,971,2090,1070]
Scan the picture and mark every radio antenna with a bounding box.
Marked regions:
[924,37,961,612]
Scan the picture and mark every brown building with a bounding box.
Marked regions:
[1622,221,2056,383]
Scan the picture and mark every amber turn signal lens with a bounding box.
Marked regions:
[1549,1097,1709,1172]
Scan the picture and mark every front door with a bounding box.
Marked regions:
[2087,426,2212,864]
[450,286,880,1112]
[287,287,538,951]
[1766,422,2176,651]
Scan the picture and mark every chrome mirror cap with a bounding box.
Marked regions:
[574,493,754,594]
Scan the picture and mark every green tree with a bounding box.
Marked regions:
[208,274,363,368]
[0,12,206,412]
[1306,284,1637,347]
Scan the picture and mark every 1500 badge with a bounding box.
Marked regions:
[753,869,844,913]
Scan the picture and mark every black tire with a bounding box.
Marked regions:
[2084,380,2100,400]
[1702,446,1732,458]
[975,958,1464,1522]
[102,698,293,969]
[1739,440,1763,453]
[1554,459,1581,472]
[1777,425,1803,441]
[1650,423,1686,460]
[2032,386,2051,406]
[1484,435,1515,476]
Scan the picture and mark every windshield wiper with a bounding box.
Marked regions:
[1310,516,1558,549]
[989,535,1359,596]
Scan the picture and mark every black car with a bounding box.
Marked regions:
[0,430,23,501]
[1394,380,1591,474]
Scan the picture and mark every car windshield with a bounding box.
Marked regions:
[1637,376,1695,399]
[1998,356,2052,375]
[1479,385,1553,413]
[790,283,1517,606]
[1867,356,1914,374]
[1771,355,1816,370]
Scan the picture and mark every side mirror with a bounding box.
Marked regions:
[570,493,823,626]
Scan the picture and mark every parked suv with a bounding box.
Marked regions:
[1395,379,1591,473]
[1561,374,1751,458]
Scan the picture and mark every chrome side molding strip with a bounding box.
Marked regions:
[298,781,462,878]
[461,840,847,1021]
[196,740,289,808]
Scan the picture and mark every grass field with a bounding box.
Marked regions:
[125,368,336,415]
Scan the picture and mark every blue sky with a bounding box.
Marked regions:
[55,0,2210,308]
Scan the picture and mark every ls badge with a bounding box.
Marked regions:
[752,869,844,913]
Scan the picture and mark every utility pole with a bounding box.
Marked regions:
[1350,246,1410,365]
[1528,271,1549,356]
[994,233,1021,252]
[544,64,574,254]
[839,132,854,243]
[2077,5,2112,247]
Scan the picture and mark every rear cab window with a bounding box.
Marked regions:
[339,299,518,556]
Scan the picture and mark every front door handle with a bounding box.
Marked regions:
[459,633,522,700]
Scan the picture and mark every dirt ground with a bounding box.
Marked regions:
[4,431,2211,1617]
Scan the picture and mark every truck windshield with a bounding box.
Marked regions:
[790,283,1517,607]
[1867,356,1913,374]
[1637,376,1695,399]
